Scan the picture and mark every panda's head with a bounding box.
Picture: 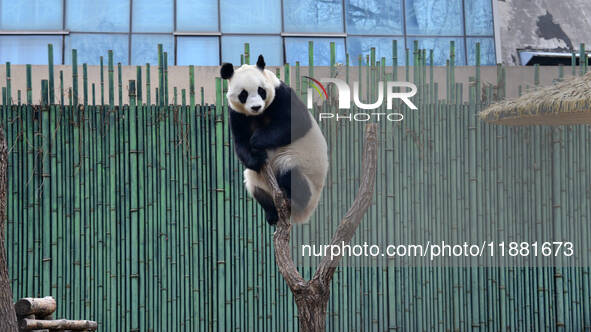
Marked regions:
[220,55,280,116]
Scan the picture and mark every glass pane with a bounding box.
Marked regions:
[346,0,402,35]
[65,34,129,65]
[0,0,63,30]
[0,36,63,65]
[66,0,129,32]
[221,0,280,33]
[283,0,343,33]
[177,0,218,31]
[410,37,465,66]
[467,37,496,66]
[221,36,282,66]
[347,37,404,66]
[132,0,173,32]
[465,0,493,36]
[177,37,220,66]
[285,38,345,66]
[406,0,463,35]
[132,35,174,65]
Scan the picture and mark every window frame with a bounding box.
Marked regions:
[0,0,497,66]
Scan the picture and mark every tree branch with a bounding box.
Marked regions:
[313,124,378,284]
[0,125,17,331]
[262,162,308,294]
[263,123,378,293]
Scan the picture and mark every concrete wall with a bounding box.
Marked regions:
[0,64,573,105]
[496,0,591,65]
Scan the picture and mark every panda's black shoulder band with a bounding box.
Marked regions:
[220,63,234,79]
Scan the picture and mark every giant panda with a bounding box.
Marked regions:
[220,55,328,225]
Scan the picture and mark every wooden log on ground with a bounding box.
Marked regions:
[14,297,56,317]
[18,318,97,331]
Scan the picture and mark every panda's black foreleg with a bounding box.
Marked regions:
[276,168,311,211]
[253,187,278,225]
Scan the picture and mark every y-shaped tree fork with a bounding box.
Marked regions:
[262,124,378,332]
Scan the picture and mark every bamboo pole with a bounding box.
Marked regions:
[72,49,78,105]
[189,65,195,108]
[48,44,54,104]
[117,63,122,106]
[83,63,88,107]
[5,62,10,106]
[100,56,104,105]
[26,65,32,104]
[108,50,114,107]
[146,63,151,105]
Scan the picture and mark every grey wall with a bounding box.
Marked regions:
[497,0,591,65]
[0,65,573,105]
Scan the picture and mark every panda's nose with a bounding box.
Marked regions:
[251,105,262,112]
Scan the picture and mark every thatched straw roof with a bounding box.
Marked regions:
[480,72,591,126]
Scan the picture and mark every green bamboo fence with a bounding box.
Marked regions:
[1,43,591,331]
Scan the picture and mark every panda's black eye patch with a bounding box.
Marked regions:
[238,89,248,104]
[258,87,267,100]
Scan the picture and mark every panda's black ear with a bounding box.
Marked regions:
[256,55,265,71]
[220,63,234,80]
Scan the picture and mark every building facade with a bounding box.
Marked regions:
[0,0,496,66]
[497,0,591,65]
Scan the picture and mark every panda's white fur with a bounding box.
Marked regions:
[221,55,328,224]
[243,121,328,223]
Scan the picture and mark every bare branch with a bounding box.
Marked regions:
[313,124,378,284]
[263,123,379,293]
[262,163,307,294]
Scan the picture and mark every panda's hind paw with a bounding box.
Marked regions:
[265,210,279,226]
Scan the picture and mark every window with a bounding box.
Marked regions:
[283,0,343,33]
[347,37,404,66]
[0,36,62,65]
[220,0,281,33]
[176,0,218,31]
[66,0,130,32]
[0,0,63,30]
[133,0,173,33]
[465,0,494,36]
[65,34,129,65]
[405,0,463,36]
[346,0,403,35]
[132,35,175,65]
[285,38,345,66]
[177,37,220,66]
[411,37,466,66]
[467,37,495,66]
[222,36,282,66]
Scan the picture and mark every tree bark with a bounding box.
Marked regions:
[19,318,98,331]
[0,125,18,331]
[263,124,378,332]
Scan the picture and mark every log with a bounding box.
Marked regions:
[18,318,97,331]
[14,297,56,318]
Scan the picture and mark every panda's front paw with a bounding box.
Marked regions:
[245,149,267,171]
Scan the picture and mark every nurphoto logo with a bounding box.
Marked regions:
[304,76,418,122]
